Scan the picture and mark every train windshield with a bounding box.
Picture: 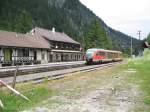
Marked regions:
[86,51,94,58]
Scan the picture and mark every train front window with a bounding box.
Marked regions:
[86,52,93,58]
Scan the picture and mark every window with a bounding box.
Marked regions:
[86,52,93,58]
[96,52,105,56]
[108,52,113,58]
[23,49,29,57]
[18,49,29,57]
[56,54,59,61]
[42,53,45,60]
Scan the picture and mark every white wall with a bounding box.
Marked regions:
[37,50,48,64]
[41,50,48,64]
[29,50,34,57]
[0,49,3,56]
[37,50,42,61]
[0,49,3,61]
[12,49,18,61]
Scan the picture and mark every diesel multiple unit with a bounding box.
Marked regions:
[85,48,122,64]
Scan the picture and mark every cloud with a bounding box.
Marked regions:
[80,0,150,39]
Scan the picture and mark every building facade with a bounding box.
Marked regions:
[0,28,83,66]
[33,27,83,63]
[0,30,50,66]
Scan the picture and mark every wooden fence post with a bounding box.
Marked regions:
[0,80,30,101]
[0,99,4,108]
[12,65,19,89]
[0,81,4,108]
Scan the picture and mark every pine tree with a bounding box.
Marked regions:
[14,10,34,33]
[86,20,113,49]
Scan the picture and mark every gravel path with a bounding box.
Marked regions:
[23,68,146,112]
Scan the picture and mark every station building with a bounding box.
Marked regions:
[0,27,83,66]
[33,27,83,62]
[143,41,150,49]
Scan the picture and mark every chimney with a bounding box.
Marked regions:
[52,27,55,33]
[31,28,35,35]
[16,33,18,37]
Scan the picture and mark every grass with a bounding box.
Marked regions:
[127,60,150,103]
[0,68,122,112]
[46,65,124,99]
[123,49,150,111]
[0,83,53,112]
[1,49,150,111]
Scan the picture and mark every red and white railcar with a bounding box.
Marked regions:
[85,48,122,64]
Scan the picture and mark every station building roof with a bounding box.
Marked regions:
[144,41,150,48]
[0,30,50,49]
[86,48,122,53]
[33,27,80,45]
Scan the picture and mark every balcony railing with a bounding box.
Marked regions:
[12,56,34,62]
[0,56,34,63]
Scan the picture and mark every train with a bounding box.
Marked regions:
[85,48,123,64]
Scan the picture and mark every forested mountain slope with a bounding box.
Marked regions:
[0,0,142,55]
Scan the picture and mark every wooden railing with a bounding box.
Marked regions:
[0,56,34,63]
[12,56,34,62]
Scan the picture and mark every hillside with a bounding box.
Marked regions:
[0,0,142,55]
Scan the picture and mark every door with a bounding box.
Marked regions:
[61,54,64,62]
[34,51,37,61]
[49,54,53,62]
[4,49,12,61]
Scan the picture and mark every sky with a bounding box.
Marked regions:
[80,0,150,39]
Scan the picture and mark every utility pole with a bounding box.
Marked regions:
[137,30,141,40]
[137,30,143,56]
[131,37,133,58]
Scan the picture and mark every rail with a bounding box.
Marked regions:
[0,61,122,84]
[0,61,85,78]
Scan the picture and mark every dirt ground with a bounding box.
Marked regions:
[23,65,146,112]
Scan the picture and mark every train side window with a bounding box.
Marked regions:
[99,52,102,56]
[96,52,99,56]
[108,52,112,58]
[100,52,105,56]
[103,52,105,56]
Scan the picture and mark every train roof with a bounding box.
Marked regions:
[86,48,122,53]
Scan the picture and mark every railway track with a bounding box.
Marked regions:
[0,61,122,84]
[0,61,85,78]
